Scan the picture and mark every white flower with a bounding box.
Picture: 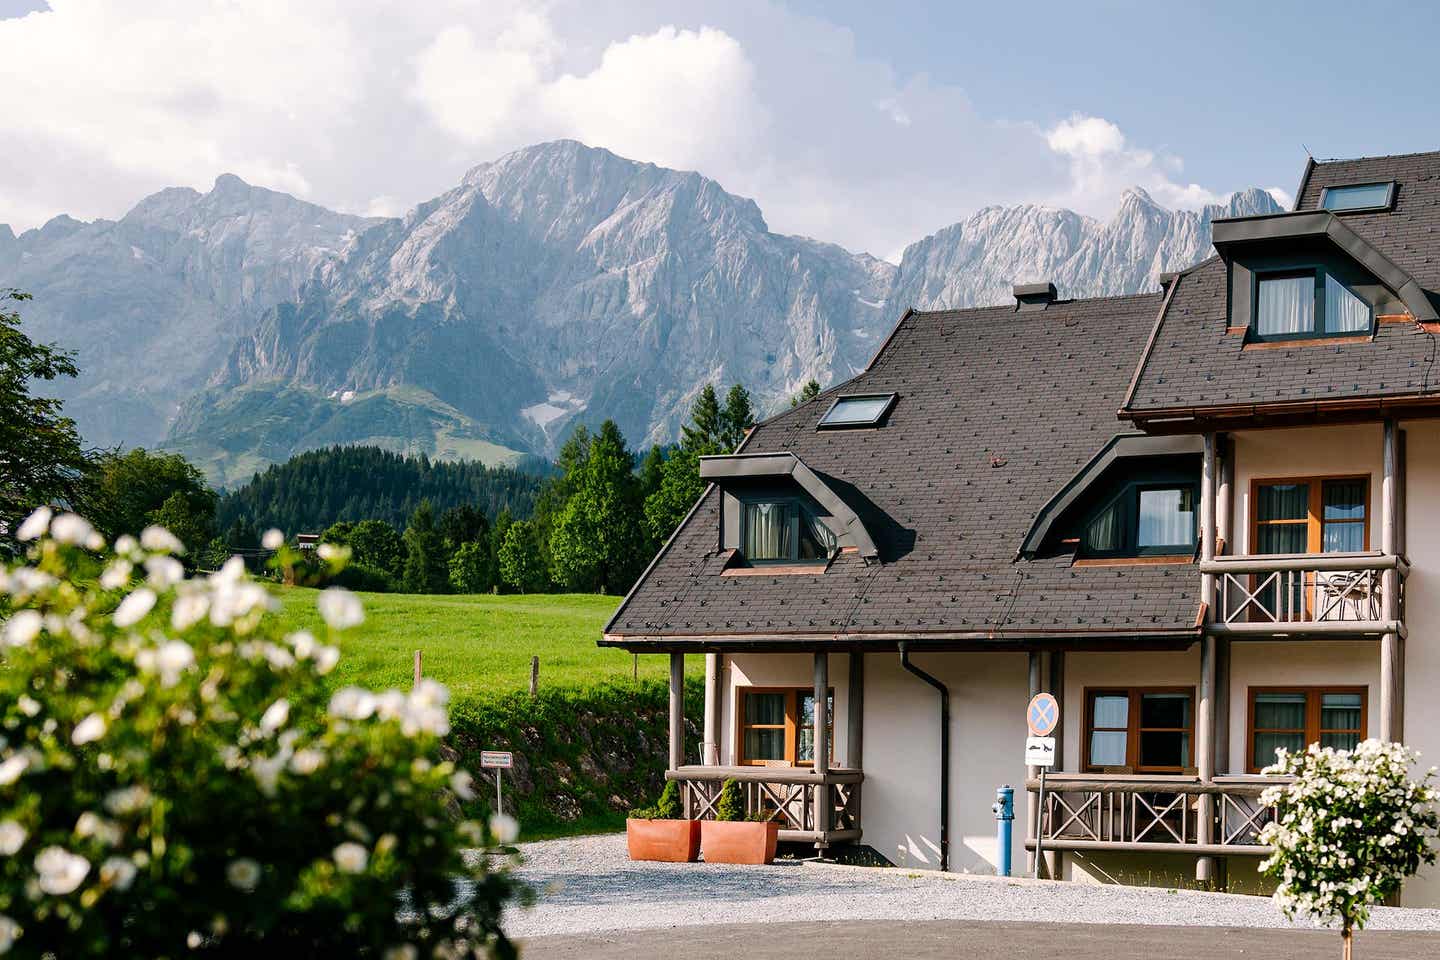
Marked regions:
[99,856,137,891]
[383,946,418,960]
[317,542,350,564]
[489,814,519,845]
[74,812,122,846]
[156,640,195,685]
[71,713,106,746]
[375,690,407,720]
[113,589,156,628]
[140,525,184,555]
[0,914,18,955]
[314,645,341,675]
[103,785,151,816]
[332,842,368,874]
[290,749,325,775]
[49,513,98,548]
[16,506,52,541]
[144,555,184,589]
[288,630,317,659]
[259,699,290,735]
[261,528,284,551]
[450,770,476,801]
[114,534,139,557]
[328,687,377,721]
[34,846,90,895]
[250,754,287,797]
[15,697,39,718]
[317,588,364,629]
[171,591,210,630]
[0,821,27,856]
[2,610,42,648]
[226,857,261,892]
[99,559,133,590]
[0,755,29,787]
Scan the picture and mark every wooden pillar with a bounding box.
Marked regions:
[1196,432,1218,883]
[703,653,721,765]
[668,652,685,771]
[1381,419,1404,743]
[1045,651,1064,880]
[814,651,831,844]
[847,650,865,769]
[1025,651,1042,874]
[1215,636,1231,775]
[1217,433,1234,554]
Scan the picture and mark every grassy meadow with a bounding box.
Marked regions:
[272,587,694,700]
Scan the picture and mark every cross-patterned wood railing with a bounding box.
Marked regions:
[665,765,863,846]
[1201,552,1407,636]
[1026,775,1288,856]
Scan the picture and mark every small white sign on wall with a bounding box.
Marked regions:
[1024,735,1056,767]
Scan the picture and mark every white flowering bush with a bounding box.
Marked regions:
[0,509,525,957]
[1259,739,1438,954]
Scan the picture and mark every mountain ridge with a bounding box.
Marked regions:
[3,140,1280,485]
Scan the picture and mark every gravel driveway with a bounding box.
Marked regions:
[506,834,1440,939]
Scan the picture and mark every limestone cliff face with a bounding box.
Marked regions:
[5,140,1277,482]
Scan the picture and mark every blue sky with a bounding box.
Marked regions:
[2,1,1436,260]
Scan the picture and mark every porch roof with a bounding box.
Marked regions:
[604,292,1203,649]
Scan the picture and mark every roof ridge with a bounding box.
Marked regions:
[1313,148,1440,165]
[910,290,1163,319]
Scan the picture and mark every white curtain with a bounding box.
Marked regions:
[1257,275,1313,335]
[1137,488,1193,547]
[1086,502,1120,552]
[745,502,791,560]
[1326,274,1371,332]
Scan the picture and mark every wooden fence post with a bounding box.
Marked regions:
[413,649,422,688]
[529,656,539,696]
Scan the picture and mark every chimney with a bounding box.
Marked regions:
[1013,281,1058,311]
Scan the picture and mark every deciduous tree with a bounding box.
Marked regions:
[402,500,449,594]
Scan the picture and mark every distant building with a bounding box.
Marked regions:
[296,533,320,550]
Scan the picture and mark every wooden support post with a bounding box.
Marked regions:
[1026,651,1041,875]
[669,652,685,771]
[1217,433,1233,555]
[1045,651,1065,880]
[847,650,865,769]
[813,651,831,847]
[413,649,422,688]
[1381,419,1404,743]
[529,656,539,696]
[1196,634,1216,883]
[1215,636,1231,775]
[703,653,721,765]
[1196,432,1217,884]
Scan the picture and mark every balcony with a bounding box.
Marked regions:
[665,765,863,847]
[1202,551,1407,638]
[1025,774,1286,858]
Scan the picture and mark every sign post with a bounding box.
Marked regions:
[1025,692,1059,880]
[480,750,514,821]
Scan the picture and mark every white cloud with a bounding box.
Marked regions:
[0,1,1248,259]
[1266,186,1295,210]
[1045,113,1224,216]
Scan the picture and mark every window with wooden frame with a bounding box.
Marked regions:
[1248,686,1367,773]
[1251,476,1370,616]
[1083,687,1195,773]
[737,687,833,766]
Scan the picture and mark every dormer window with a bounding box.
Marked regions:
[818,393,896,428]
[1321,181,1396,213]
[1082,481,1197,559]
[741,498,836,564]
[1255,269,1371,340]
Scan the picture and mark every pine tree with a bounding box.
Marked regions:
[550,420,646,594]
[644,446,703,545]
[402,500,449,594]
[679,384,722,454]
[719,383,756,452]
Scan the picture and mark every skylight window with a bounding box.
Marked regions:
[1321,181,1395,213]
[817,393,896,428]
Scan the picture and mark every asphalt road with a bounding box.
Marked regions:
[520,919,1439,960]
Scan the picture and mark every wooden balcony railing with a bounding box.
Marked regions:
[1025,774,1287,857]
[665,765,863,846]
[1201,552,1407,637]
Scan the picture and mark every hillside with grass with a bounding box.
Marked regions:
[273,587,703,837]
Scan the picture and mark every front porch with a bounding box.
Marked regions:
[666,765,863,846]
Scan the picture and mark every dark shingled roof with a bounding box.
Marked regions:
[605,294,1202,647]
[1125,151,1440,418]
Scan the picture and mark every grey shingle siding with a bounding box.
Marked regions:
[1126,152,1440,415]
[607,293,1201,643]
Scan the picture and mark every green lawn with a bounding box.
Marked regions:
[272,588,684,700]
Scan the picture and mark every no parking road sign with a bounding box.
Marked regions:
[1026,692,1059,736]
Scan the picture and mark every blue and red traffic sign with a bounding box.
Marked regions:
[1026,693,1059,736]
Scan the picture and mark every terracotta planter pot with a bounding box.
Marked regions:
[700,820,780,865]
[626,818,701,862]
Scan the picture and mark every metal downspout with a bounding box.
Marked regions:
[899,642,949,872]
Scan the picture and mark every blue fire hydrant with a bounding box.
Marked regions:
[992,785,1014,877]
